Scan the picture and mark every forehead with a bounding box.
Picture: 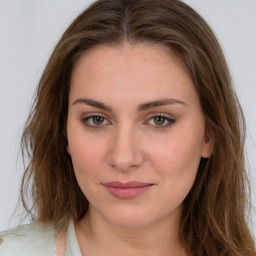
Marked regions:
[69,43,199,107]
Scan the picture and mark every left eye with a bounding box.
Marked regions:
[82,115,110,127]
[147,115,175,128]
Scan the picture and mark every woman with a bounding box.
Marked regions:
[0,0,255,255]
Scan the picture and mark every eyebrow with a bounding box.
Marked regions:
[72,98,186,112]
[72,98,112,111]
[138,98,186,111]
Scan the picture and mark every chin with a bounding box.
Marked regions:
[110,216,152,230]
[101,206,158,230]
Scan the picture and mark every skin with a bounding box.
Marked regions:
[66,43,213,256]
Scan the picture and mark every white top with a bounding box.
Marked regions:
[0,220,82,256]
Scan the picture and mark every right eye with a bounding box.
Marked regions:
[82,115,111,129]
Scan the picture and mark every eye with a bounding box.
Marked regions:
[82,114,111,128]
[146,114,175,128]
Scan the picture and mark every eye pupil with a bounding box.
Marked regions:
[93,116,104,125]
[154,116,165,125]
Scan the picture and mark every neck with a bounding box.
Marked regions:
[75,206,187,256]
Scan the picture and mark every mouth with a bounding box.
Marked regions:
[103,181,154,199]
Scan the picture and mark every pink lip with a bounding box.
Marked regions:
[103,181,153,199]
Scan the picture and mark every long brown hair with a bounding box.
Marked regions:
[21,0,255,255]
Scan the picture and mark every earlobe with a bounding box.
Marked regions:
[201,131,214,158]
[66,145,70,154]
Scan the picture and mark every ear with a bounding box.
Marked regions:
[201,129,214,158]
[66,145,70,154]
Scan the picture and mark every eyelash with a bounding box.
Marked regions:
[82,113,110,129]
[146,114,175,129]
[81,113,176,129]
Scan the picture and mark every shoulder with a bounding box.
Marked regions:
[0,222,56,256]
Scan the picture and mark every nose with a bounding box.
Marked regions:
[107,125,144,172]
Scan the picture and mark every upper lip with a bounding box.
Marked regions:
[103,181,153,188]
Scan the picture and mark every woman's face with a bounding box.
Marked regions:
[67,44,212,229]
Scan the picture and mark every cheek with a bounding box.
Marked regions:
[68,135,108,204]
[67,126,108,187]
[150,137,202,210]
[146,130,203,190]
[149,130,203,165]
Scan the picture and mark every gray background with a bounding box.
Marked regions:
[0,0,255,239]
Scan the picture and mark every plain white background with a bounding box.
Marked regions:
[0,0,255,239]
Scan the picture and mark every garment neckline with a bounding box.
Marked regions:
[64,219,82,256]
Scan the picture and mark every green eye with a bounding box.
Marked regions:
[82,115,109,128]
[147,115,175,128]
[92,116,105,125]
[153,116,166,125]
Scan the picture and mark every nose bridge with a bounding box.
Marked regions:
[108,122,144,171]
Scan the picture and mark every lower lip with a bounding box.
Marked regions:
[104,185,153,199]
